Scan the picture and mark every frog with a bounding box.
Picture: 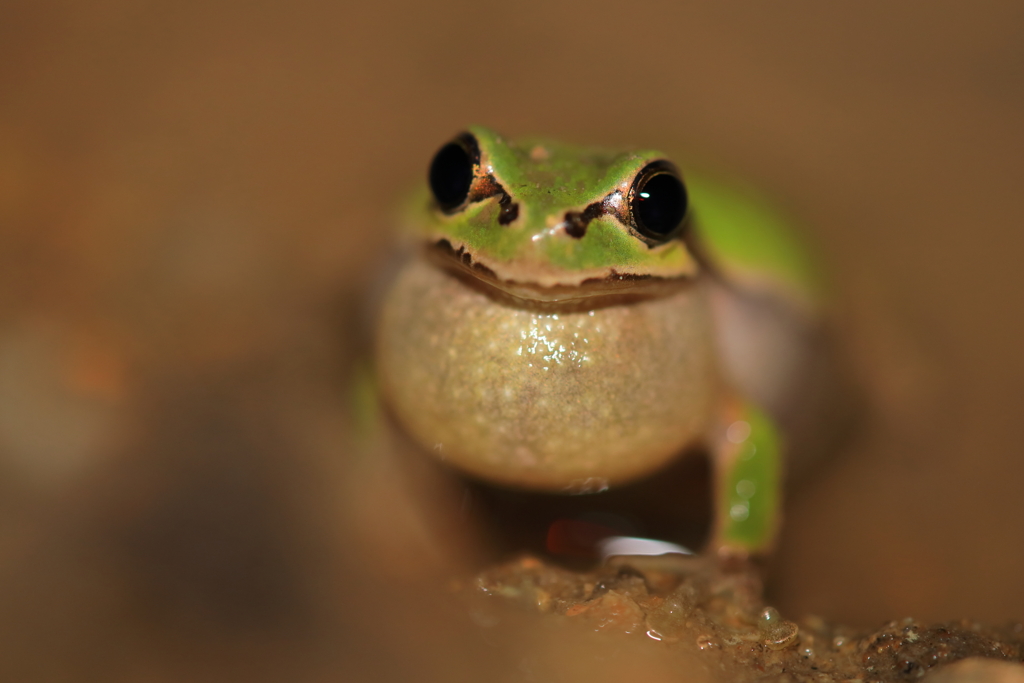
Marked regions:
[374,127,828,559]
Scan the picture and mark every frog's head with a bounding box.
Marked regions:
[409,126,701,303]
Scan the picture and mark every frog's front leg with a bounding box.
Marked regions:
[708,395,782,559]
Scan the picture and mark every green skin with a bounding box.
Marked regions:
[376,127,819,557]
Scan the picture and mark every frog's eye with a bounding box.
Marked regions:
[629,161,689,243]
[428,133,480,211]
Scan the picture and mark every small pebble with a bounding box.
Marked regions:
[759,606,800,650]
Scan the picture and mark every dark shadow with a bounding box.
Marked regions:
[462,449,712,567]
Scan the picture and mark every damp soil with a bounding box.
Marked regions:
[459,554,1024,683]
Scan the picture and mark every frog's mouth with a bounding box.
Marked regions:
[428,239,695,310]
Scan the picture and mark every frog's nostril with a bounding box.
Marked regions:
[564,212,588,238]
[498,195,519,225]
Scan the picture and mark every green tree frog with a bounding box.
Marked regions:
[375,127,826,558]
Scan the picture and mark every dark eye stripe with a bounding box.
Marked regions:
[563,201,605,239]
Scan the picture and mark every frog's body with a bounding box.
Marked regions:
[375,128,823,557]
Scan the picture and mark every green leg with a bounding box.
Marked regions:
[711,397,782,558]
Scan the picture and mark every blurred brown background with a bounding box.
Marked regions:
[2,0,1023,680]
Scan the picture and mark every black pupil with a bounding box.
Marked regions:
[429,142,474,209]
[635,171,687,237]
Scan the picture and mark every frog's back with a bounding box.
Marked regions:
[685,170,825,315]
[685,168,850,475]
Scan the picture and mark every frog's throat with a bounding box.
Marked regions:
[427,239,695,310]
